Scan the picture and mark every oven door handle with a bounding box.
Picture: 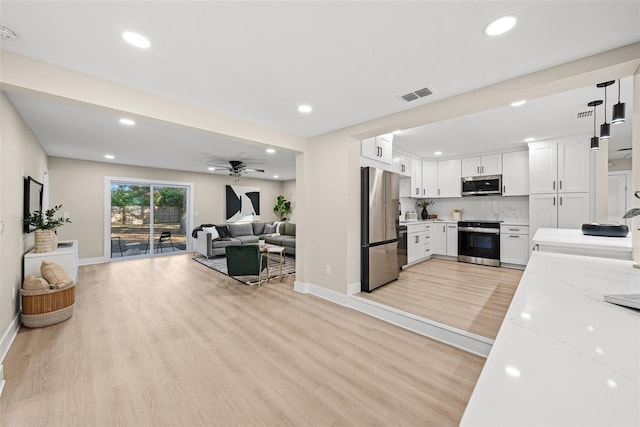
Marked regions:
[458,227,500,234]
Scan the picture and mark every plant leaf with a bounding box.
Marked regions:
[623,208,640,219]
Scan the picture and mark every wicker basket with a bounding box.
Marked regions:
[34,229,56,253]
[21,283,75,328]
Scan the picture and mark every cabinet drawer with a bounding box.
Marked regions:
[500,225,529,235]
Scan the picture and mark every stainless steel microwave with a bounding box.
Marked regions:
[461,175,502,196]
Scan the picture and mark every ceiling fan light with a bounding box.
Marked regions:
[612,102,626,124]
[600,122,611,139]
[590,136,600,151]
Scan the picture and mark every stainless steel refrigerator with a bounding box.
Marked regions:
[361,167,401,292]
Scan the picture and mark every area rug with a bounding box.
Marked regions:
[192,254,295,284]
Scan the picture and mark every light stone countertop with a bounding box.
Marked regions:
[533,227,631,252]
[461,251,640,426]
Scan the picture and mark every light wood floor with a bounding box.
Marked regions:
[1,254,484,426]
[359,258,523,339]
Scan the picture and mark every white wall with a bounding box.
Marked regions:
[0,92,48,356]
[280,180,296,222]
[48,157,287,259]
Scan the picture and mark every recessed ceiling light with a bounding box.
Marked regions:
[104,154,115,160]
[119,118,135,126]
[122,31,151,49]
[208,166,216,171]
[511,100,526,107]
[524,137,536,142]
[434,151,442,156]
[266,148,276,154]
[484,15,517,36]
[298,105,312,113]
[273,175,279,179]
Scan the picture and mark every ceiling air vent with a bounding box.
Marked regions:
[399,87,433,103]
[576,110,593,119]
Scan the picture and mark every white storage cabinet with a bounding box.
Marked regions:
[462,154,502,177]
[500,225,530,265]
[362,134,393,165]
[392,153,412,177]
[502,151,529,196]
[24,240,79,282]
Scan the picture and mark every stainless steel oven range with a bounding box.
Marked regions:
[457,221,501,267]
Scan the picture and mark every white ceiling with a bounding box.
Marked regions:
[1,1,639,175]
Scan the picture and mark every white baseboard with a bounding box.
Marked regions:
[0,313,21,398]
[346,282,361,295]
[79,257,107,266]
[294,281,349,306]
[348,296,492,358]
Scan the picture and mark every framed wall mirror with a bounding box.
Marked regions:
[24,176,43,233]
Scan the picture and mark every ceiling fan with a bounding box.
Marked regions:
[207,160,265,177]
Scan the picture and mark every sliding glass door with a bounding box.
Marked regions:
[109,180,190,259]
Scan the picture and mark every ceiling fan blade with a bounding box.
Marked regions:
[245,168,265,173]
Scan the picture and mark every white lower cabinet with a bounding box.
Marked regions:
[446,223,458,256]
[430,222,458,256]
[500,225,530,265]
[407,223,432,264]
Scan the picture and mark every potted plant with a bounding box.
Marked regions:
[416,200,435,220]
[273,195,292,221]
[623,191,640,221]
[24,204,72,253]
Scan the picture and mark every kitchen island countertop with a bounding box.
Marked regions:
[461,251,640,426]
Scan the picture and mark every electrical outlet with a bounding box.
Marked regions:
[325,264,331,275]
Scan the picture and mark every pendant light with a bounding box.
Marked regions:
[588,100,602,151]
[597,80,614,139]
[612,79,626,124]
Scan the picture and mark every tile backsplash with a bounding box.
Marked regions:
[401,195,529,223]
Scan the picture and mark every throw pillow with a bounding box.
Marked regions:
[215,225,231,238]
[22,275,50,291]
[203,226,220,240]
[40,261,73,289]
[264,223,276,234]
[275,221,283,234]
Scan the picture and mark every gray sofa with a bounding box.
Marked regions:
[194,222,296,258]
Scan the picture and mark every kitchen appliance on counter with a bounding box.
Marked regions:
[461,175,502,196]
[458,220,501,266]
[361,167,400,292]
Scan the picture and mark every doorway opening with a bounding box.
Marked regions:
[106,178,193,259]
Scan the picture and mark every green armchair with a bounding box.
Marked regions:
[225,245,268,285]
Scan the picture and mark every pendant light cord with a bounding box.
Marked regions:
[593,104,597,136]
[603,86,608,122]
[617,79,621,102]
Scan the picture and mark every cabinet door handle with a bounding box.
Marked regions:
[415,236,419,243]
[482,166,484,174]
[553,181,556,190]
[438,188,440,196]
[553,197,556,206]
[423,189,425,195]
[477,166,480,174]
[560,197,563,206]
[509,235,520,238]
[503,185,506,193]
[509,228,519,231]
[559,180,562,190]
[448,225,456,228]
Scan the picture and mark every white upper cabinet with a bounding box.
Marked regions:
[502,151,529,196]
[411,158,423,197]
[461,154,502,177]
[361,134,393,165]
[437,159,462,198]
[529,141,558,194]
[392,153,412,177]
[422,161,438,198]
[557,140,590,193]
[529,140,590,194]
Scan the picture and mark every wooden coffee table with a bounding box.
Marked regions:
[258,243,286,280]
